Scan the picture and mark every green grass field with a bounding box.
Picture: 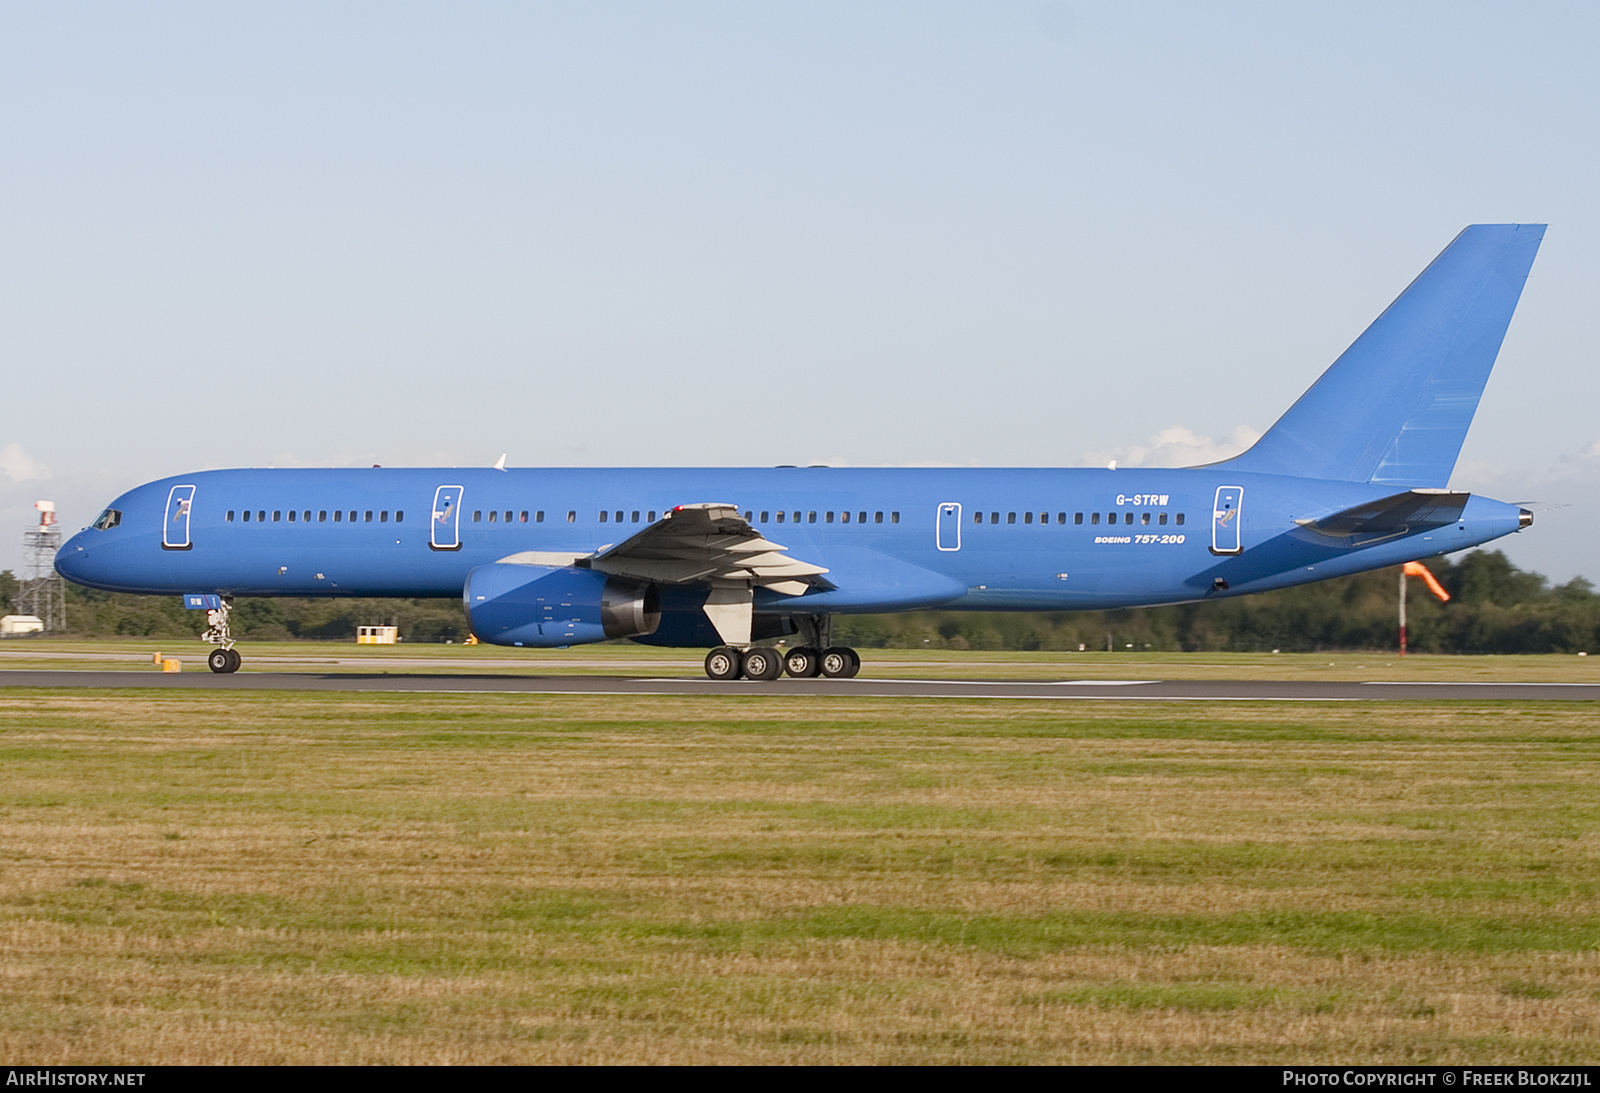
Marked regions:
[1,681,1598,1063]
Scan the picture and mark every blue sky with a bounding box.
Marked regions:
[3,2,1596,581]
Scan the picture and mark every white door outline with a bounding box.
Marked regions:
[1211,485,1243,555]
[430,485,464,550]
[936,502,962,551]
[163,484,196,550]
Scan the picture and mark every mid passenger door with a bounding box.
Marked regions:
[163,484,195,550]
[430,485,464,550]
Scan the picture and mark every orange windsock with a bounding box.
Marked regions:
[1403,561,1450,602]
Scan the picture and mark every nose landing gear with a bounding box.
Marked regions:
[195,597,241,674]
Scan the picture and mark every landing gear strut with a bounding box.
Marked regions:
[202,599,241,674]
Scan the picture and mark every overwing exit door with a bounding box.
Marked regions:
[936,502,961,551]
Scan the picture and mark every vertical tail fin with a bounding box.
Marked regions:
[1213,224,1544,486]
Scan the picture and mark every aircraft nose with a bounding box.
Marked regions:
[54,535,90,582]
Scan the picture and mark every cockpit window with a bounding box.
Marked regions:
[92,508,121,530]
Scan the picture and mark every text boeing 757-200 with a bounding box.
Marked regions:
[56,224,1544,680]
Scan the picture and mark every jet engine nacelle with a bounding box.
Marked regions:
[464,563,660,647]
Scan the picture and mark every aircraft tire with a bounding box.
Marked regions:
[225,648,242,673]
[742,647,782,681]
[821,647,860,679]
[208,649,231,674]
[783,647,821,678]
[705,647,743,681]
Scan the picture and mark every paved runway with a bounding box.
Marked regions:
[0,669,1596,700]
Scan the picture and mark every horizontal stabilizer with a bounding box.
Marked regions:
[1294,490,1470,537]
[1215,224,1544,487]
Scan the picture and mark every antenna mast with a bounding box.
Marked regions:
[16,501,66,632]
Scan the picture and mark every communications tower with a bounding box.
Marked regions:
[16,501,66,632]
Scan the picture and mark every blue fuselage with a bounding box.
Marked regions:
[56,466,1524,625]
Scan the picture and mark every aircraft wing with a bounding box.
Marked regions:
[496,503,829,596]
[585,503,828,595]
[1294,490,1471,537]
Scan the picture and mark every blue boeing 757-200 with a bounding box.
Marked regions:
[57,225,1544,680]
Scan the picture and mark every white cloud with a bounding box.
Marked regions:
[1083,425,1259,469]
[0,443,49,483]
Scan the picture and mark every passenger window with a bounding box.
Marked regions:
[647,511,656,521]
[488,510,497,522]
[858,512,866,524]
[1090,513,1099,525]
[615,511,623,523]
[743,511,751,521]
[891,512,899,523]
[1141,513,1150,525]
[598,511,607,523]
[1024,512,1032,524]
[777,511,786,523]
[1073,513,1082,525]
[874,512,883,523]
[760,511,769,522]
[303,511,311,522]
[270,511,279,522]
[379,511,388,523]
[319,511,327,522]
[841,511,850,524]
[793,512,801,523]
[990,512,999,524]
[365,511,373,522]
[288,510,296,522]
[226,511,234,522]
[1121,512,1130,525]
[1007,513,1016,524]
[259,511,267,523]
[395,511,404,523]
[349,511,357,523]
[519,511,528,523]
[474,510,482,522]
[973,511,982,524]
[1176,513,1185,525]
[808,512,816,523]
[825,512,834,523]
[242,511,251,523]
[1042,513,1050,524]
[534,511,543,523]
[566,511,575,523]
[333,511,341,522]
[1158,513,1167,525]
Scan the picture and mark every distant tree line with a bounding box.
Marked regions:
[5,550,1596,653]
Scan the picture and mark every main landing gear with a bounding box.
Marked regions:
[702,645,861,681]
[202,600,242,674]
[701,613,860,681]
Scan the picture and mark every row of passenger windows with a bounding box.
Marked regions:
[475,511,549,523]
[221,506,1180,529]
[750,510,898,525]
[973,511,1186,526]
[470,510,906,525]
[227,510,403,524]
